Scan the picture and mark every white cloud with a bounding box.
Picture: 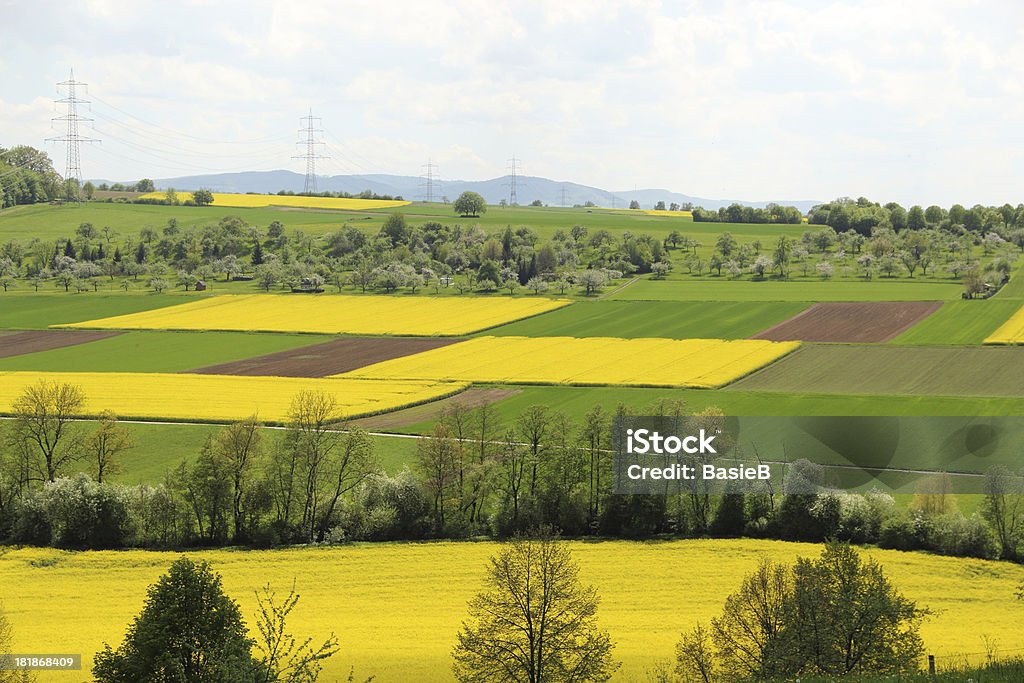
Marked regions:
[2,0,1023,204]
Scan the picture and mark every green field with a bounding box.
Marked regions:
[610,277,964,302]
[729,344,1024,397]
[485,300,808,338]
[0,201,705,242]
[382,384,1024,438]
[0,330,331,372]
[2,540,1021,682]
[0,293,187,328]
[892,300,1022,345]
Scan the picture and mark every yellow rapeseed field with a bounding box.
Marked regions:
[343,336,799,388]
[59,294,572,336]
[138,191,410,211]
[642,208,694,218]
[1,540,1021,682]
[0,371,467,423]
[593,206,693,218]
[984,304,1024,344]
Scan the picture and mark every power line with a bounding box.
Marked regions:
[46,68,100,199]
[293,109,327,193]
[420,158,439,202]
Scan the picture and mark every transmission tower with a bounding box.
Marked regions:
[293,109,327,194]
[560,184,568,207]
[47,69,99,201]
[420,159,439,203]
[506,155,522,206]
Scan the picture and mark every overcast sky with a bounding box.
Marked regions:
[2,0,1023,206]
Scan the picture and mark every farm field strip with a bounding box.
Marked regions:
[728,344,1024,397]
[58,294,572,336]
[752,301,943,343]
[0,329,122,358]
[342,335,799,388]
[138,191,410,211]
[983,303,1024,344]
[610,277,965,302]
[0,330,334,373]
[486,300,809,339]
[0,371,468,423]
[892,300,1023,345]
[0,294,189,329]
[1,540,1021,682]
[191,336,462,377]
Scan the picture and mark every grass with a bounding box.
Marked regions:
[892,300,1023,345]
[1,540,1021,682]
[0,200,816,244]
[386,384,1024,436]
[485,300,808,339]
[0,293,186,329]
[0,201,695,242]
[728,344,1024,397]
[0,330,332,372]
[610,277,964,302]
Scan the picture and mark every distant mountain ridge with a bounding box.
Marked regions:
[96,169,821,212]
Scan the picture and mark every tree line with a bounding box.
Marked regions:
[1,381,1021,566]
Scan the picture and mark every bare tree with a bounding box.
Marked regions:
[253,582,340,683]
[983,465,1024,561]
[10,380,86,482]
[289,391,342,543]
[710,558,790,680]
[675,623,717,683]
[87,410,135,484]
[211,416,263,541]
[452,531,619,682]
[517,405,551,503]
[316,426,377,541]
[416,423,461,532]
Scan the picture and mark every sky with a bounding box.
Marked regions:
[2,0,1023,206]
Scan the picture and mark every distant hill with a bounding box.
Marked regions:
[95,170,821,212]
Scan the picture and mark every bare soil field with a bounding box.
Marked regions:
[190,337,460,377]
[350,387,521,430]
[751,301,942,343]
[0,329,122,358]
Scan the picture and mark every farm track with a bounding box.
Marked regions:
[190,336,462,377]
[0,330,122,358]
[752,301,943,343]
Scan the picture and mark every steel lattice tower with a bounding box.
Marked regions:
[421,159,438,202]
[507,155,521,206]
[293,109,326,193]
[48,69,99,200]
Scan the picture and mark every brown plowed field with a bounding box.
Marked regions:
[350,388,521,430]
[751,301,942,343]
[190,337,461,377]
[0,330,122,358]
